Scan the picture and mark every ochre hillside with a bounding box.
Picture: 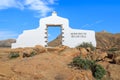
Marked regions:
[0,45,120,80]
[96,32,120,49]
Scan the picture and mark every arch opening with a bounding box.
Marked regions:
[45,25,64,47]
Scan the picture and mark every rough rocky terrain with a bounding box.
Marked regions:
[0,46,95,80]
[0,45,120,80]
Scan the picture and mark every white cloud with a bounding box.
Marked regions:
[81,20,104,28]
[48,0,56,4]
[95,20,104,24]
[0,0,58,16]
[0,31,18,40]
[81,24,91,28]
[0,0,24,9]
[0,0,16,9]
[24,0,52,16]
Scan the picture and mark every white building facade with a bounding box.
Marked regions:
[12,12,96,48]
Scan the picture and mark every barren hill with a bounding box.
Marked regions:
[0,39,16,47]
[48,34,62,47]
[96,32,120,49]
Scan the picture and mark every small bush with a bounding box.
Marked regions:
[9,52,19,59]
[30,51,37,57]
[76,42,95,51]
[23,51,37,58]
[92,64,106,80]
[70,56,106,80]
[108,47,119,51]
[71,56,95,70]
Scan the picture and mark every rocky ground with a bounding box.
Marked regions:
[0,45,120,80]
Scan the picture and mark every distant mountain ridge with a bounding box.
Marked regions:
[96,32,120,49]
[0,39,16,47]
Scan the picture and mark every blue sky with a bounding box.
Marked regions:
[0,0,120,40]
[47,26,61,42]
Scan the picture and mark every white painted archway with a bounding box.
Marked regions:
[12,12,96,48]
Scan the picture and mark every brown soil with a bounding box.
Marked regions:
[0,47,94,80]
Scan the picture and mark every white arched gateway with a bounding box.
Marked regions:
[12,12,96,48]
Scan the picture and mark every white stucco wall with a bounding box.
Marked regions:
[12,12,96,48]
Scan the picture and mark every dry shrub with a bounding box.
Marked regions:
[8,48,23,58]
[70,56,106,80]
[8,45,47,58]
[9,52,20,59]
[76,42,95,51]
